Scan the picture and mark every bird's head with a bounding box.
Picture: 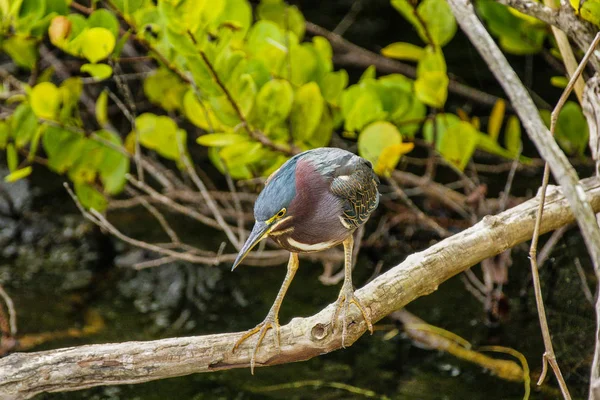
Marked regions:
[231,159,298,271]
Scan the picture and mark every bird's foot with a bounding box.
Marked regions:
[232,312,280,374]
[331,283,373,347]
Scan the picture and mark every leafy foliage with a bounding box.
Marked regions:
[0,0,591,207]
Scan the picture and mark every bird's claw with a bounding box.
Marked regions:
[331,283,373,347]
[232,314,280,374]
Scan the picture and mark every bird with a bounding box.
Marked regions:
[231,147,380,373]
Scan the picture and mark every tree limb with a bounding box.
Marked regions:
[2,177,600,399]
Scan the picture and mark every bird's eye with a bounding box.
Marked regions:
[276,208,286,218]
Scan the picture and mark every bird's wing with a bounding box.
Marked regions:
[330,158,379,229]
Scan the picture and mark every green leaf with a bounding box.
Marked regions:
[504,115,521,156]
[415,47,448,108]
[96,90,108,127]
[165,25,198,55]
[358,121,413,176]
[358,121,402,164]
[320,70,348,104]
[0,121,8,150]
[185,55,221,97]
[182,90,222,131]
[4,167,32,183]
[488,99,505,141]
[377,74,426,137]
[392,0,456,46]
[381,42,426,62]
[143,68,187,112]
[257,0,305,40]
[306,106,334,148]
[30,82,61,120]
[136,113,187,161]
[95,130,129,195]
[477,0,546,55]
[550,76,569,89]
[87,9,119,37]
[417,0,457,46]
[219,141,263,168]
[3,35,38,69]
[312,36,333,73]
[80,63,113,80]
[80,27,116,63]
[246,20,288,72]
[111,0,144,15]
[197,133,248,147]
[543,101,589,155]
[74,182,107,212]
[7,143,18,172]
[42,125,85,173]
[255,79,294,128]
[208,146,252,180]
[290,82,324,142]
[11,104,38,148]
[231,73,257,119]
[288,43,318,85]
[423,114,480,170]
[341,85,387,132]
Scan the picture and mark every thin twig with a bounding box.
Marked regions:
[386,178,451,238]
[537,225,571,269]
[125,187,180,244]
[0,285,17,336]
[333,0,364,36]
[176,135,241,249]
[574,258,595,306]
[109,61,143,182]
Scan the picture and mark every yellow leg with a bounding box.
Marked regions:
[331,235,374,347]
[232,252,299,374]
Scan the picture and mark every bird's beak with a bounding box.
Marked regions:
[231,221,270,271]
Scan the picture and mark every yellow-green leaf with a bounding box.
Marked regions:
[290,82,324,142]
[7,143,18,172]
[30,82,61,120]
[81,27,116,63]
[504,115,521,156]
[488,99,505,141]
[81,63,113,81]
[381,42,425,62]
[74,182,108,212]
[0,121,8,150]
[197,133,247,147]
[96,90,108,127]
[374,143,415,177]
[550,76,569,89]
[358,121,406,174]
[4,166,32,183]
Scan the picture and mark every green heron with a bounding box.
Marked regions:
[231,147,380,372]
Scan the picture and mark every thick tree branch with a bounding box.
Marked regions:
[2,177,600,399]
